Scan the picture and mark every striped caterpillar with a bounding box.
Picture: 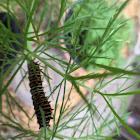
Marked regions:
[28,61,53,128]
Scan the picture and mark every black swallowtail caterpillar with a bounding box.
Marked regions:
[28,61,53,129]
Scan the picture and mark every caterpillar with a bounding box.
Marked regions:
[28,61,53,129]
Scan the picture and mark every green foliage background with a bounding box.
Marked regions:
[67,0,134,71]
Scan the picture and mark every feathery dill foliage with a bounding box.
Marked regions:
[0,0,140,139]
[65,0,133,71]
